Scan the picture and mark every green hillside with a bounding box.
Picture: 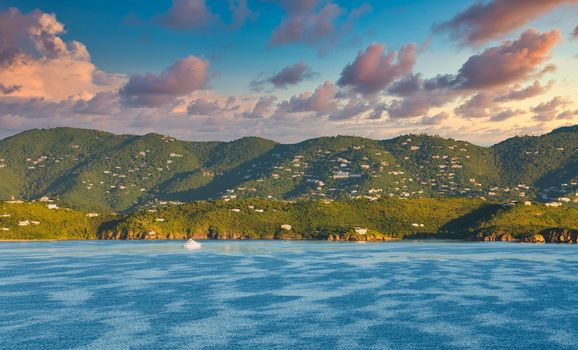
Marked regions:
[101,198,578,242]
[0,126,577,212]
[100,198,488,240]
[476,204,578,236]
[1,198,576,242]
[0,201,106,240]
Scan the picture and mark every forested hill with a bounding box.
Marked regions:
[0,126,576,212]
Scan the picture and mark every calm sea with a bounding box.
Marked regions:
[1,241,577,349]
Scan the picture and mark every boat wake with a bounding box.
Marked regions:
[183,238,202,250]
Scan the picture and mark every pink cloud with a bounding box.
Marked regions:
[269,1,370,53]
[490,109,523,122]
[278,81,338,115]
[532,96,571,121]
[186,98,222,116]
[384,29,560,121]
[0,8,124,100]
[155,0,217,29]
[387,89,458,119]
[455,29,560,90]
[421,112,450,125]
[496,80,553,101]
[251,61,317,91]
[155,0,255,30]
[120,56,210,107]
[0,84,21,95]
[243,96,278,119]
[270,1,341,45]
[387,74,423,97]
[557,110,578,120]
[228,0,256,29]
[338,43,417,96]
[435,0,578,46]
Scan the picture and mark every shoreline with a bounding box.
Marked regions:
[0,238,571,244]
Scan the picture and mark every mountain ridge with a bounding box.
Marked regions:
[0,126,577,212]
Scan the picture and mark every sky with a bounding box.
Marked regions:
[0,0,577,145]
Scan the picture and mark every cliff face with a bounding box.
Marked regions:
[522,234,546,244]
[92,225,578,243]
[542,228,578,244]
[98,228,402,242]
[99,229,261,241]
[474,230,514,242]
[474,229,578,244]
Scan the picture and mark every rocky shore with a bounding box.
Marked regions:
[473,228,578,244]
[96,227,578,244]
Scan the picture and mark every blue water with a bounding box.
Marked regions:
[1,241,578,349]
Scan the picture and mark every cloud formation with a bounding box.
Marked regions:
[490,109,522,122]
[0,84,21,95]
[532,97,572,121]
[421,112,450,125]
[454,29,560,89]
[384,29,560,120]
[0,4,575,144]
[387,74,423,97]
[243,96,278,119]
[120,56,210,107]
[0,8,121,100]
[435,0,577,46]
[279,81,337,114]
[387,89,458,119]
[496,80,552,101]
[228,0,255,29]
[186,98,222,116]
[155,0,217,29]
[251,61,317,90]
[269,0,370,53]
[455,92,496,119]
[338,43,417,96]
[155,0,255,30]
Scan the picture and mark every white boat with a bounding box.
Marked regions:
[183,238,202,249]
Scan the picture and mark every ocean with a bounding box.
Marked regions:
[1,241,577,349]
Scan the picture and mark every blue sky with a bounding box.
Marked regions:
[3,0,467,94]
[0,0,577,144]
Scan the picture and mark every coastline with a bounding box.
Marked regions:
[0,237,570,244]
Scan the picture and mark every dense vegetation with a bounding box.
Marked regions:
[0,126,577,213]
[103,198,578,243]
[0,202,106,240]
[2,198,576,242]
[476,205,578,237]
[101,198,487,240]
